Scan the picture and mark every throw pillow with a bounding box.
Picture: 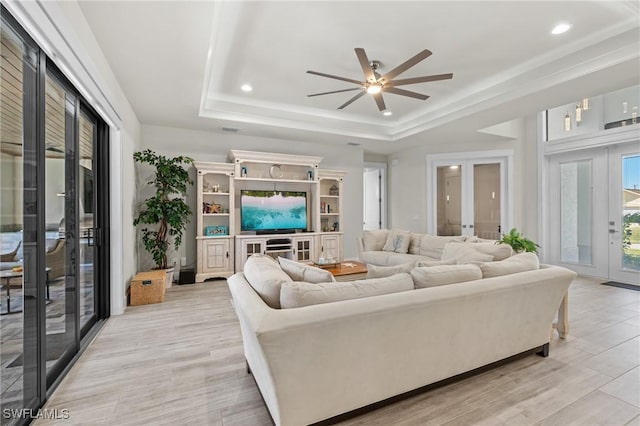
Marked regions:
[280,273,414,308]
[466,242,513,261]
[382,229,411,253]
[441,243,494,264]
[278,257,335,283]
[418,235,466,259]
[366,261,415,279]
[411,264,482,288]
[408,233,423,255]
[243,254,292,309]
[477,252,540,278]
[414,258,456,267]
[362,230,389,252]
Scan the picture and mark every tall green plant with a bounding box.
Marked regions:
[133,149,194,269]
[498,228,539,253]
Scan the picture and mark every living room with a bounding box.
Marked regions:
[0,1,638,425]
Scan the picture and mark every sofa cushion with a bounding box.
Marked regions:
[466,241,513,261]
[441,243,494,264]
[361,251,434,266]
[280,273,414,308]
[243,254,292,309]
[366,261,415,279]
[382,229,411,253]
[477,252,540,278]
[362,230,388,252]
[418,235,466,259]
[278,257,335,283]
[415,258,456,267]
[408,233,423,255]
[411,264,482,288]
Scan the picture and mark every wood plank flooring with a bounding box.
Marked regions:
[35,276,640,425]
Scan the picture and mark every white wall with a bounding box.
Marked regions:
[388,115,540,243]
[8,1,142,315]
[140,124,365,268]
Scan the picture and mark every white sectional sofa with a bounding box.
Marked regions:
[357,229,513,266]
[227,254,576,425]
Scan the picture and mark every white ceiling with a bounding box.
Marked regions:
[78,1,640,154]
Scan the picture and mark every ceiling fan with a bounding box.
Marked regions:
[307,48,453,112]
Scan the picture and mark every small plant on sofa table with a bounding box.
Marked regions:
[133,149,194,270]
[498,228,539,253]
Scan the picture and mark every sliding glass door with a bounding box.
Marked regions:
[0,7,109,424]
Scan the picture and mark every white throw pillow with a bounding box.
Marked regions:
[411,264,482,288]
[414,258,456,267]
[441,243,494,264]
[408,233,423,254]
[278,257,335,283]
[466,242,513,261]
[382,229,412,253]
[418,235,466,259]
[366,261,415,279]
[477,252,540,278]
[362,230,388,252]
[243,254,292,309]
[280,273,414,308]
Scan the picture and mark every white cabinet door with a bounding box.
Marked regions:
[320,235,341,261]
[203,239,230,272]
[237,239,266,271]
[292,236,315,262]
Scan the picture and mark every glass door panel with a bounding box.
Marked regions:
[473,163,501,240]
[436,165,462,236]
[560,160,592,265]
[44,72,77,380]
[79,111,96,331]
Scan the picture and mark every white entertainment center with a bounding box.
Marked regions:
[194,150,345,282]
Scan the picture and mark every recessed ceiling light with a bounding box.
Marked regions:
[450,165,459,170]
[383,111,392,116]
[240,84,253,92]
[551,23,571,35]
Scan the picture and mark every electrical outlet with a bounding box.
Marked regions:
[181,257,187,267]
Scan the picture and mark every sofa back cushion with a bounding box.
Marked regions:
[477,252,540,278]
[411,264,482,288]
[408,233,423,254]
[243,255,292,308]
[278,257,335,283]
[441,243,494,264]
[366,261,415,279]
[467,241,513,261]
[382,229,412,253]
[415,259,456,267]
[418,235,465,259]
[280,273,414,309]
[362,229,388,252]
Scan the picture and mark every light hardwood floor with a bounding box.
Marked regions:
[36,276,639,426]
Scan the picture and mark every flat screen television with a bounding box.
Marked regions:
[241,190,307,232]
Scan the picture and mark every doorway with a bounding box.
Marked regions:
[363,162,387,230]
[548,143,639,285]
[426,151,512,238]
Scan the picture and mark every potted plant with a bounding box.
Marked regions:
[498,228,540,253]
[133,149,194,287]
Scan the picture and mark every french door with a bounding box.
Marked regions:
[427,152,512,239]
[548,143,639,285]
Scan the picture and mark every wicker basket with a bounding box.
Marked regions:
[130,270,166,306]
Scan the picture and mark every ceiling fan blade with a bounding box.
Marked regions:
[373,92,386,112]
[337,91,366,109]
[379,49,432,82]
[307,70,363,85]
[355,48,376,83]
[387,73,453,87]
[307,87,362,97]
[383,86,429,100]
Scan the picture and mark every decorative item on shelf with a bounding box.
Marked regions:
[204,225,228,236]
[320,202,326,213]
[203,181,210,192]
[203,202,222,214]
[332,222,339,232]
[212,184,219,193]
[321,218,329,232]
[269,164,284,178]
[307,170,313,180]
[327,204,331,213]
[241,166,247,177]
[329,184,339,196]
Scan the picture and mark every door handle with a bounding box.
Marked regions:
[226,251,229,258]
[609,229,618,234]
[469,224,474,228]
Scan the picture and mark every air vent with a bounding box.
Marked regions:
[221,126,240,133]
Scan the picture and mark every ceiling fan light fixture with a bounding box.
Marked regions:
[366,84,382,95]
[551,23,571,35]
[383,110,392,116]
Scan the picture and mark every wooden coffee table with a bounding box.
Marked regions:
[322,261,368,282]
